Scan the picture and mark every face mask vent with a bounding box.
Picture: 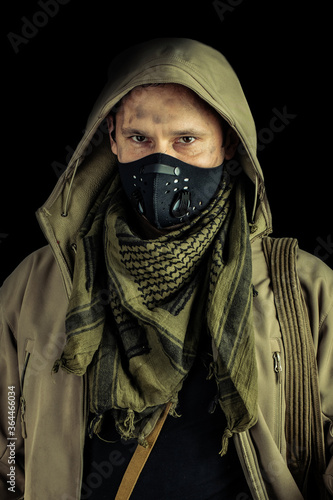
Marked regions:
[171,189,191,218]
[118,153,224,229]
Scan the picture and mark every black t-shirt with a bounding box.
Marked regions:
[81,348,253,499]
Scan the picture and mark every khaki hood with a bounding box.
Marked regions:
[37,38,272,294]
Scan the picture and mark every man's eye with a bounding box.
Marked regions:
[178,136,196,144]
[131,135,147,143]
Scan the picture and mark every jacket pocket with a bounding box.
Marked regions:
[271,337,284,451]
[20,339,34,439]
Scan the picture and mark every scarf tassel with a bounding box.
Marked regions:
[52,358,62,374]
[88,414,104,439]
[219,427,233,456]
[206,360,218,381]
[119,409,136,440]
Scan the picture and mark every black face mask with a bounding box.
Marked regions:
[118,153,224,229]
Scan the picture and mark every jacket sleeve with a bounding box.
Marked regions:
[0,291,25,499]
[317,293,333,496]
[297,249,333,496]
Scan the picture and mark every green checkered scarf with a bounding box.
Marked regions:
[53,169,258,453]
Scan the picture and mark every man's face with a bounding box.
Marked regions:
[108,84,238,168]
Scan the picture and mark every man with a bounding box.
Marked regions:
[0,38,332,499]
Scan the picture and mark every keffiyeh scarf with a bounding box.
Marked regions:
[53,168,258,453]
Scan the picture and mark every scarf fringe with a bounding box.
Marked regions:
[116,409,136,441]
[206,360,218,380]
[52,357,78,375]
[137,436,149,448]
[219,427,233,456]
[52,358,62,374]
[60,176,258,445]
[169,407,182,418]
[88,414,104,439]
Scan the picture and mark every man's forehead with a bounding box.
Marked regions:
[117,83,214,118]
[125,83,192,100]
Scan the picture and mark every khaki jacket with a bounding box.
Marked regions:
[1,38,332,499]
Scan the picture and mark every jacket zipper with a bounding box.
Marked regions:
[19,352,30,439]
[273,351,282,383]
[79,373,88,496]
[272,344,283,451]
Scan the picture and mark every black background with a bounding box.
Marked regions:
[2,0,332,284]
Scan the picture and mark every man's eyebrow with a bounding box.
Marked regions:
[121,126,208,137]
[171,128,208,137]
[121,127,148,136]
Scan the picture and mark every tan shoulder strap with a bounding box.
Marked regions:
[115,402,172,500]
[262,237,327,499]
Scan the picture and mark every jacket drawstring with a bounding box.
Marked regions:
[249,175,258,233]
